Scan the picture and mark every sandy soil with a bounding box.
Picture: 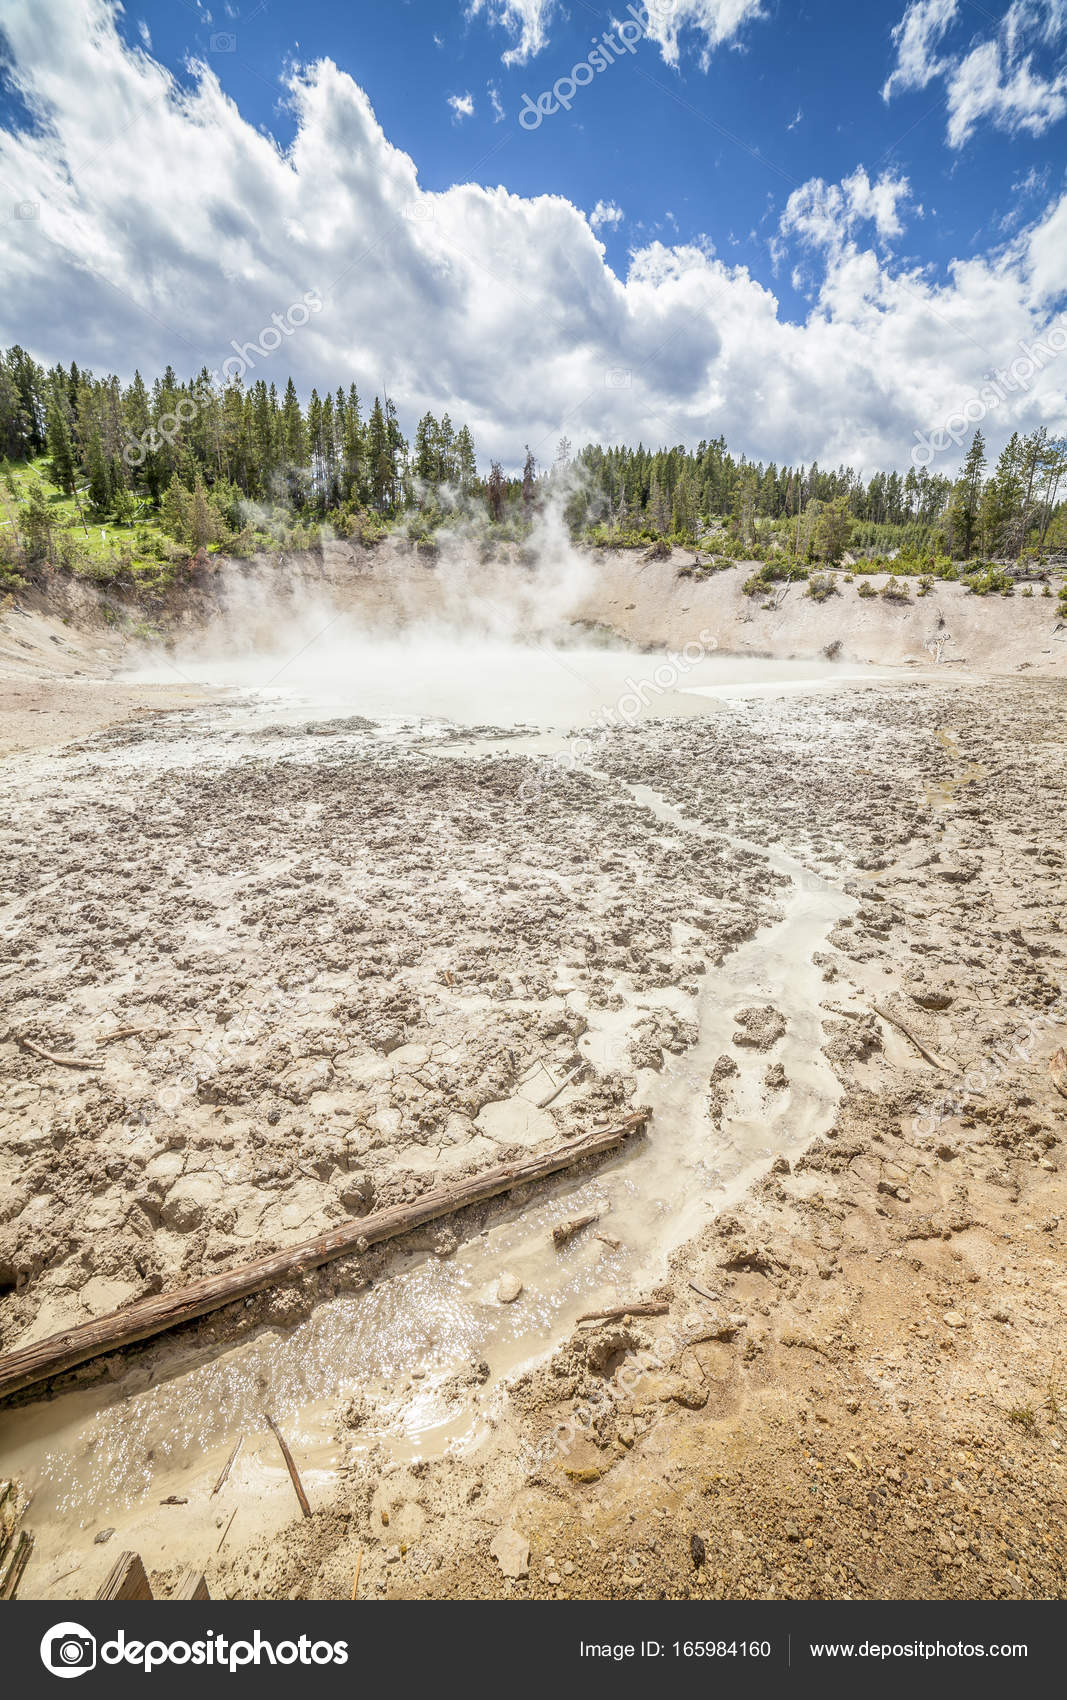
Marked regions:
[0,561,1064,1603]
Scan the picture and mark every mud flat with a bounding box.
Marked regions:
[0,568,1064,1602]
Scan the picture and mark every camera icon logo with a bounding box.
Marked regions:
[40,1623,97,1679]
[402,201,435,222]
[605,367,631,389]
[210,32,237,52]
[14,201,40,220]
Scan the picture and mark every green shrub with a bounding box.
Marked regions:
[806,573,838,602]
[857,581,877,598]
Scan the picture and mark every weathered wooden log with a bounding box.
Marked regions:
[0,1529,33,1600]
[96,1551,153,1601]
[0,1112,647,1402]
[172,1566,211,1601]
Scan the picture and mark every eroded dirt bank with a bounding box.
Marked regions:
[0,562,1064,1603]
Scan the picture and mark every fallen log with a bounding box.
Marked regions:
[0,1111,648,1402]
[871,1004,958,1073]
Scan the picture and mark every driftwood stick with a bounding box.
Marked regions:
[266,1413,311,1519]
[211,1436,243,1496]
[18,1036,102,1071]
[351,1548,364,1600]
[537,1063,585,1110]
[688,1279,722,1304]
[0,1112,648,1403]
[216,1508,237,1554]
[577,1300,669,1324]
[872,1004,958,1072]
[552,1211,599,1248]
[96,1025,179,1044]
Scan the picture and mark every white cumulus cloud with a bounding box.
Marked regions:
[0,0,1065,478]
[884,0,1067,147]
[467,0,765,68]
[590,200,625,233]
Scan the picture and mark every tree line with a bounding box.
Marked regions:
[0,345,1064,562]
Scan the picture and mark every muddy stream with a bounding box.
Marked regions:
[0,648,872,1592]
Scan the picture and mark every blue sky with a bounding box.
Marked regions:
[1,1,1065,472]
[107,0,1065,323]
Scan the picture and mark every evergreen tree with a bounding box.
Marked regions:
[947,431,986,559]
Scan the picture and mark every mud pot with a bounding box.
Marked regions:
[1,615,1064,1603]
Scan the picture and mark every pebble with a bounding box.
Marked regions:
[943,1311,967,1328]
[497,1272,523,1303]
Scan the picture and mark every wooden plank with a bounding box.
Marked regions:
[0,1112,647,1402]
[172,1567,210,1601]
[96,1551,153,1601]
[0,1529,33,1600]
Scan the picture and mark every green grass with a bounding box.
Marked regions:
[1,454,174,580]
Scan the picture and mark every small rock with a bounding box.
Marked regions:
[942,1310,966,1328]
[94,1528,114,1545]
[497,1272,523,1304]
[490,1526,530,1579]
[384,1545,402,1564]
[689,1531,706,1569]
[546,1569,561,1586]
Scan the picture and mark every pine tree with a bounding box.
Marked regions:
[46,380,77,495]
[948,431,986,559]
[280,377,307,467]
[454,425,477,494]
[160,473,191,545]
[86,430,111,512]
[21,477,56,563]
[486,460,505,522]
[521,446,536,513]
